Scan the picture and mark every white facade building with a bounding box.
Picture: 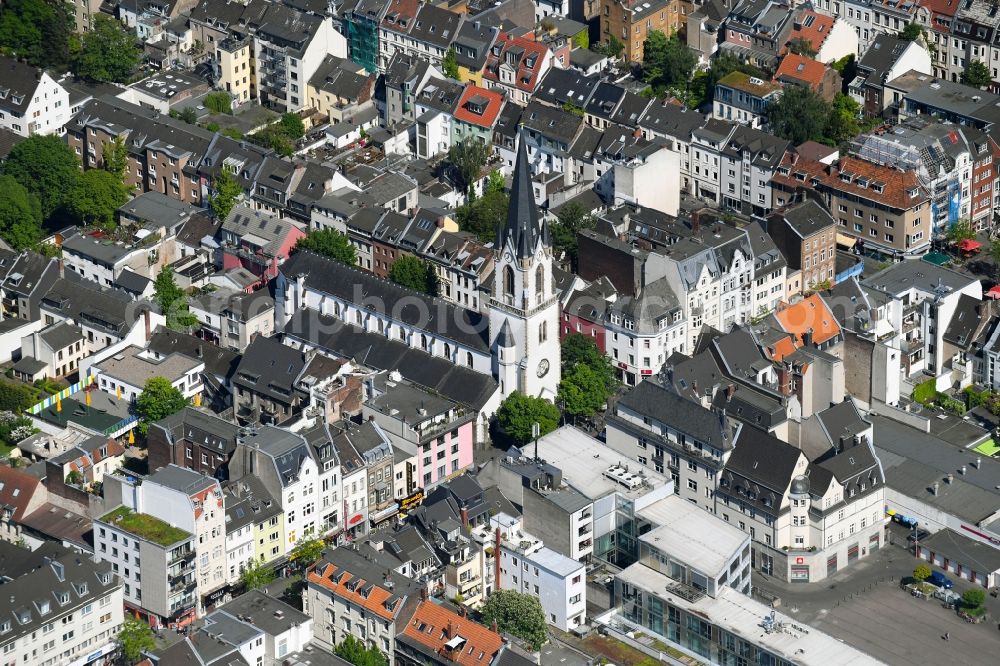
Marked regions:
[0,57,71,137]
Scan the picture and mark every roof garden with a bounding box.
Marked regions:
[99,506,191,546]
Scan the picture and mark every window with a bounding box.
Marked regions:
[504,266,515,299]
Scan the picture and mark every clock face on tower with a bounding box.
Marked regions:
[536,359,550,377]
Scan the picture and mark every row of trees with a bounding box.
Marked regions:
[0,2,141,83]
[0,134,131,248]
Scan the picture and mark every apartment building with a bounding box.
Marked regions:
[19,322,87,380]
[222,477,282,589]
[771,153,933,258]
[482,31,552,106]
[188,287,275,352]
[603,277,687,385]
[379,1,463,72]
[491,513,587,631]
[146,407,241,479]
[599,0,681,63]
[216,37,255,103]
[0,543,124,666]
[713,72,781,129]
[0,56,71,137]
[91,345,204,404]
[848,33,932,116]
[721,0,794,70]
[305,544,423,664]
[718,126,790,219]
[95,505,197,628]
[766,198,837,295]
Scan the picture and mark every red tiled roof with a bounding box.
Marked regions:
[308,562,403,621]
[453,85,505,129]
[0,465,41,521]
[382,0,419,30]
[775,54,827,88]
[775,294,841,345]
[402,601,504,666]
[773,153,927,210]
[786,11,834,54]
[484,32,550,93]
[768,335,799,362]
[920,0,960,19]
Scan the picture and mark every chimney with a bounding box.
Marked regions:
[691,210,700,232]
[692,380,699,395]
[974,457,982,469]
[197,345,203,358]
[144,309,151,341]
[490,619,498,633]
[458,605,467,618]
[932,482,939,496]
[446,621,454,639]
[726,384,735,400]
[420,587,428,601]
[946,473,954,484]
[58,258,64,279]
[460,507,469,527]
[494,528,502,593]
[960,465,967,475]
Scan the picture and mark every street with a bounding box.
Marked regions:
[753,537,1000,666]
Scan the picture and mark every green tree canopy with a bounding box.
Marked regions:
[209,169,243,220]
[0,380,40,412]
[135,377,188,424]
[279,112,306,139]
[766,85,832,145]
[2,134,80,219]
[559,364,608,421]
[603,35,624,59]
[485,168,505,194]
[251,125,295,156]
[240,560,275,591]
[481,590,548,650]
[289,537,326,568]
[0,174,43,250]
[787,37,817,57]
[443,46,461,79]
[67,169,130,229]
[74,15,141,83]
[448,137,492,195]
[642,31,696,90]
[550,202,596,270]
[0,0,74,71]
[204,91,233,114]
[388,255,438,295]
[153,266,198,330]
[900,22,924,42]
[963,588,986,608]
[496,392,560,446]
[947,219,976,243]
[102,135,130,180]
[456,189,507,243]
[962,60,992,88]
[334,635,389,666]
[170,107,198,124]
[561,333,616,392]
[297,228,357,265]
[913,563,932,582]
[117,616,155,664]
[825,93,862,145]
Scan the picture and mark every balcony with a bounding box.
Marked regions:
[900,337,923,354]
[169,549,194,566]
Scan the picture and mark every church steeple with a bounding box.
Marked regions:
[497,137,549,259]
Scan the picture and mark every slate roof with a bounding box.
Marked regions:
[234,336,308,403]
[498,139,549,260]
[283,311,498,411]
[617,379,736,450]
[146,327,241,380]
[771,199,835,238]
[280,250,489,352]
[534,68,600,108]
[721,428,803,494]
[0,56,46,116]
[39,322,83,351]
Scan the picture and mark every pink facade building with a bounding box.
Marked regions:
[219,205,305,287]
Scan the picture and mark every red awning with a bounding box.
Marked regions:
[988,286,1000,299]
[958,239,982,251]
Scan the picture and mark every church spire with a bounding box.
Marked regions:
[497,136,549,259]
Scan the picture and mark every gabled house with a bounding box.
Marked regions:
[483,31,552,106]
[0,56,71,137]
[219,205,305,287]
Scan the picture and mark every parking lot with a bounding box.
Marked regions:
[754,539,1000,665]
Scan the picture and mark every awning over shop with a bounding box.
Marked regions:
[836,233,857,249]
[958,239,982,252]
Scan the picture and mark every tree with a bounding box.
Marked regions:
[209,169,243,220]
[289,537,325,569]
[642,31,696,90]
[962,588,986,608]
[65,470,83,486]
[0,0,74,71]
[117,616,155,664]
[456,189,507,243]
[481,590,548,651]
[296,228,357,265]
[947,219,976,243]
[900,22,924,42]
[766,85,831,145]
[334,635,389,666]
[73,15,141,83]
[0,380,39,412]
[66,169,130,229]
[485,169,505,194]
[561,334,616,392]
[2,134,80,219]
[602,35,624,59]
[913,563,932,582]
[825,93,861,145]
[550,202,596,270]
[787,37,817,57]
[388,255,438,295]
[0,175,42,250]
[278,112,306,140]
[496,392,560,446]
[448,137,492,194]
[559,364,607,422]
[170,107,198,124]
[443,47,461,79]
[135,377,189,424]
[102,135,129,180]
[153,267,198,330]
[962,60,992,88]
[204,91,233,114]
[239,560,275,591]
[251,125,295,156]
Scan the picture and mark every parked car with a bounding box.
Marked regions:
[933,588,961,608]
[907,529,931,542]
[929,571,954,589]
